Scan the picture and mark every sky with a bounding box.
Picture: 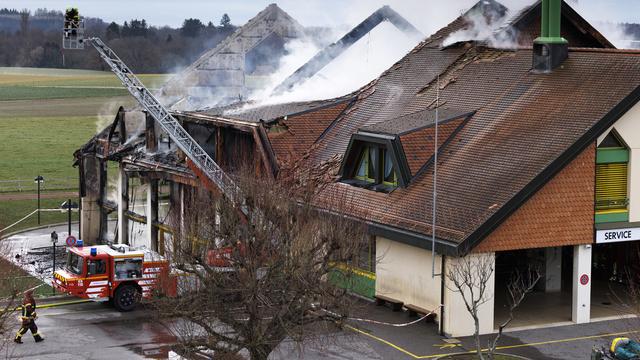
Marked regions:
[1,0,639,30]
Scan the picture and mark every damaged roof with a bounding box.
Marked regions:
[195,96,353,123]
[423,0,614,49]
[293,41,640,254]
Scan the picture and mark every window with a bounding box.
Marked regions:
[114,258,143,280]
[596,131,629,223]
[87,259,106,276]
[352,144,398,189]
[383,149,398,187]
[66,252,84,275]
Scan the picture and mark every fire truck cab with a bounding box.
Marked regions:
[53,243,171,311]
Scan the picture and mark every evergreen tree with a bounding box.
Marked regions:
[106,22,120,40]
[180,18,204,38]
[220,13,231,28]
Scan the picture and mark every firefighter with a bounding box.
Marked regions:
[14,290,43,344]
[611,337,640,359]
[65,8,80,27]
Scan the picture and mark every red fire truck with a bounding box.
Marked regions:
[53,243,175,311]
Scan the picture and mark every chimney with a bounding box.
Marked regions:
[532,0,568,73]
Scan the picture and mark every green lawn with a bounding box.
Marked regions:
[0,86,129,101]
[0,116,95,181]
[0,196,79,235]
[0,67,166,231]
[0,68,169,101]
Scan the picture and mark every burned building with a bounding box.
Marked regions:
[77,0,640,337]
[161,4,307,108]
[160,3,424,109]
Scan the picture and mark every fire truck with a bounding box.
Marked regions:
[53,243,175,311]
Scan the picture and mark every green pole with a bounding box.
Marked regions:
[549,0,562,39]
[541,0,549,38]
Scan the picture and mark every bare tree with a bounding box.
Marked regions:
[446,254,495,359]
[446,255,540,360]
[487,267,540,359]
[154,172,366,360]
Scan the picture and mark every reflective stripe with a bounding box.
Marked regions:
[86,287,105,293]
[89,280,108,286]
[611,337,630,353]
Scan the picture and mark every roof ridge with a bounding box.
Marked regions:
[569,47,640,54]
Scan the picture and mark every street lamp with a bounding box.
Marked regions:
[34,176,44,225]
[51,231,58,295]
[60,199,79,237]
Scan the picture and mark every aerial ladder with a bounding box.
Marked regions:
[62,8,241,209]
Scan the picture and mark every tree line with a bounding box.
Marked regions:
[0,8,238,73]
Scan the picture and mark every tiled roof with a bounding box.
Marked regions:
[267,101,351,164]
[473,144,595,252]
[300,44,640,252]
[399,117,466,177]
[360,108,471,136]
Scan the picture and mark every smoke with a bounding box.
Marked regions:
[593,21,635,49]
[96,100,124,134]
[570,1,637,49]
[244,0,537,106]
[442,1,536,49]
[246,21,420,105]
[164,0,638,111]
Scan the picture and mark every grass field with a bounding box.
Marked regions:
[0,197,79,234]
[0,116,96,181]
[0,67,167,231]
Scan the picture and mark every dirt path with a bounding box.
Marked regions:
[0,191,77,201]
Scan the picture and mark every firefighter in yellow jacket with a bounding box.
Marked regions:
[14,290,43,344]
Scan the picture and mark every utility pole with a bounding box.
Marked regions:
[34,175,44,225]
[51,231,58,295]
[67,198,72,236]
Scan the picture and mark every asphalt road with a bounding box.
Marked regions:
[5,301,175,359]
[5,299,638,359]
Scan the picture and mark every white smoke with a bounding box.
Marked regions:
[172,0,638,111]
[247,21,420,105]
[247,0,538,106]
[594,21,635,49]
[442,10,514,48]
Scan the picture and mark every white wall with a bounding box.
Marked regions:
[598,102,640,222]
[375,237,443,319]
[442,252,496,337]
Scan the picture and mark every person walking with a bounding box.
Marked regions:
[14,290,44,344]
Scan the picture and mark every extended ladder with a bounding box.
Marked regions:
[63,12,238,205]
[88,37,237,201]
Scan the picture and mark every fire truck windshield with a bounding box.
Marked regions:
[66,252,84,275]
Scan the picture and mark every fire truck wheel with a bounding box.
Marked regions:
[113,284,140,312]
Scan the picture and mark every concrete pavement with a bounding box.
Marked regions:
[5,302,174,359]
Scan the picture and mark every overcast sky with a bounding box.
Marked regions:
[1,0,639,30]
